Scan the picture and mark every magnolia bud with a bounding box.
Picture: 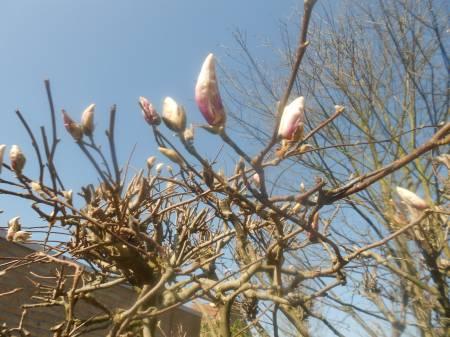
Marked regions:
[162,97,186,132]
[278,96,305,141]
[252,173,261,188]
[7,216,21,241]
[146,156,156,170]
[0,144,6,174]
[81,103,95,136]
[62,110,83,141]
[334,105,345,113]
[158,147,184,166]
[396,186,428,210]
[63,190,73,205]
[155,163,164,174]
[9,145,26,174]
[195,53,226,127]
[30,181,42,192]
[139,96,161,125]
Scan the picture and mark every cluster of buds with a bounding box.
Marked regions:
[62,103,96,140]
[6,216,31,242]
[139,53,226,135]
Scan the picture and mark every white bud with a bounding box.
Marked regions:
[396,186,428,210]
[146,156,156,170]
[162,97,186,133]
[155,163,164,174]
[9,145,26,174]
[81,103,95,136]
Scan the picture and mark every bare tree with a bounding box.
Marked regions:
[222,0,449,336]
[0,1,448,337]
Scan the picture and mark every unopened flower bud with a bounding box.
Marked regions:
[30,181,42,192]
[158,147,184,166]
[195,53,226,127]
[7,216,21,241]
[81,103,95,136]
[334,105,345,113]
[63,190,73,205]
[146,156,156,170]
[155,163,164,174]
[62,110,83,141]
[0,144,6,174]
[9,145,26,174]
[162,97,186,132]
[278,96,305,141]
[252,173,261,188]
[139,96,161,125]
[396,186,429,210]
[30,181,46,198]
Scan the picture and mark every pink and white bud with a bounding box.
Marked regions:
[0,144,6,174]
[139,96,161,126]
[195,53,226,127]
[81,103,96,136]
[9,145,26,174]
[162,97,186,132]
[396,186,429,210]
[62,110,83,141]
[278,97,305,141]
